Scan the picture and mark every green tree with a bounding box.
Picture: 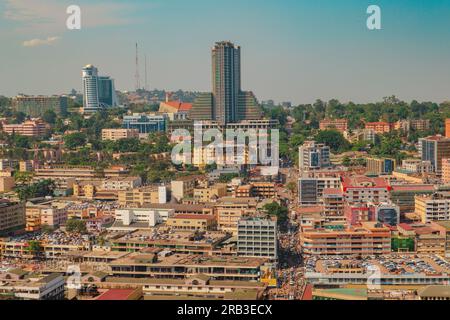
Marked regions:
[263,202,288,225]
[66,219,87,234]
[42,109,57,124]
[64,132,87,149]
[315,130,351,153]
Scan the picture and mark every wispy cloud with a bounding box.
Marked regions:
[4,0,137,34]
[22,36,60,47]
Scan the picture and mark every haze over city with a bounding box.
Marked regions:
[1,0,450,104]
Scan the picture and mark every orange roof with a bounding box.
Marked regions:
[391,185,435,192]
[164,100,192,111]
[172,214,215,220]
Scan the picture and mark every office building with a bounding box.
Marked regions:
[237,217,278,260]
[212,41,240,124]
[123,114,167,134]
[82,64,117,113]
[298,141,331,171]
[0,201,25,236]
[419,135,450,175]
[366,157,396,175]
[189,42,262,124]
[12,95,68,117]
[375,203,400,226]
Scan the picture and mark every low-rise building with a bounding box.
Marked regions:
[166,214,217,231]
[109,252,266,282]
[300,222,391,256]
[114,207,175,229]
[2,119,49,137]
[0,272,65,300]
[319,119,348,133]
[101,128,139,141]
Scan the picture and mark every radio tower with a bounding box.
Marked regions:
[144,54,148,91]
[135,42,141,91]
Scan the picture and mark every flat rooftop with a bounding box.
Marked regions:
[306,254,450,277]
[112,229,229,247]
[111,253,266,268]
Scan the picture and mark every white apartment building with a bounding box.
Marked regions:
[298,141,331,171]
[101,176,142,191]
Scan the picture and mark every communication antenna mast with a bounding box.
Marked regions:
[144,54,148,91]
[135,42,141,91]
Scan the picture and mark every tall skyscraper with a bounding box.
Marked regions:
[82,64,117,114]
[82,65,100,113]
[212,41,241,124]
[98,76,117,108]
[189,41,262,124]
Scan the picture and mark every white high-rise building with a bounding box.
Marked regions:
[298,141,331,171]
[82,65,100,113]
[82,64,117,113]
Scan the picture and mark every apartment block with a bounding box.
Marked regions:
[101,128,139,141]
[194,184,227,203]
[319,119,348,133]
[2,119,49,137]
[0,201,25,236]
[415,193,450,223]
[365,122,393,134]
[300,222,391,256]
[419,135,450,175]
[237,217,277,260]
[298,141,331,171]
[118,186,167,207]
[171,175,200,202]
[341,176,391,204]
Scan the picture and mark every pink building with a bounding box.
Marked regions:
[2,119,49,137]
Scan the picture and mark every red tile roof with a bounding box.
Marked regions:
[341,176,390,190]
[96,289,136,300]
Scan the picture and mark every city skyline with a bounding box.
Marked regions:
[2,0,450,104]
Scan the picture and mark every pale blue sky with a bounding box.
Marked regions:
[1,0,450,104]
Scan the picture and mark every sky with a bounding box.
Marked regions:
[1,0,450,104]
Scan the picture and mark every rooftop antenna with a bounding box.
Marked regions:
[135,42,141,91]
